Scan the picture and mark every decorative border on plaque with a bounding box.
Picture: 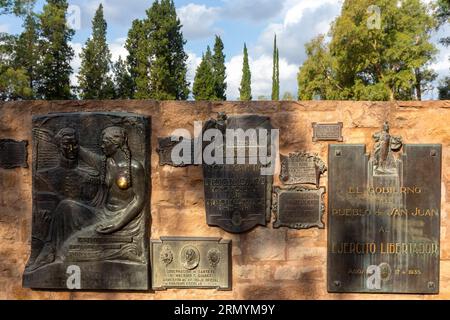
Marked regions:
[312,122,343,142]
[279,151,327,187]
[0,139,28,169]
[151,237,232,291]
[272,185,326,229]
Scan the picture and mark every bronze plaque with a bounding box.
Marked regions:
[151,237,231,290]
[157,136,194,167]
[23,112,151,290]
[273,186,325,229]
[328,123,441,294]
[279,152,326,187]
[0,139,28,168]
[312,122,343,142]
[202,113,274,233]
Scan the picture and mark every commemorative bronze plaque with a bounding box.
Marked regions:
[202,113,274,233]
[272,186,325,229]
[328,122,441,294]
[0,139,28,169]
[312,122,343,142]
[279,152,326,187]
[151,237,231,290]
[23,112,151,290]
[157,136,194,167]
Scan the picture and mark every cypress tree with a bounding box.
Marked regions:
[239,43,251,101]
[78,4,114,99]
[36,0,74,100]
[14,13,39,97]
[212,35,226,101]
[146,0,189,100]
[271,34,280,101]
[192,46,215,100]
[113,56,134,99]
[125,19,148,99]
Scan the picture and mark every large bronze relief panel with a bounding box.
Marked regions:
[328,123,441,294]
[23,112,151,290]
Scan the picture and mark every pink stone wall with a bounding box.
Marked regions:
[0,100,449,300]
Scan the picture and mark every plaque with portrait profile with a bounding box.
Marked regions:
[151,237,231,290]
[23,112,151,290]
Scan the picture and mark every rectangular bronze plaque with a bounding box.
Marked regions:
[312,122,343,142]
[157,136,194,167]
[23,112,151,290]
[273,186,325,229]
[202,114,274,233]
[151,237,231,290]
[328,143,441,294]
[279,152,326,187]
[0,139,28,168]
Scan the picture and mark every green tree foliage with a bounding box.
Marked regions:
[239,43,252,101]
[147,0,189,100]
[124,0,189,100]
[0,32,32,100]
[113,56,134,99]
[297,35,340,100]
[271,34,280,101]
[436,0,449,46]
[438,77,449,99]
[125,19,147,98]
[36,0,74,100]
[282,91,294,101]
[212,35,227,100]
[0,0,35,15]
[298,0,438,101]
[78,4,114,99]
[14,13,39,96]
[193,46,215,100]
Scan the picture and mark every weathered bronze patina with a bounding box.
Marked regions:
[328,123,441,294]
[0,139,28,169]
[312,122,343,142]
[151,237,231,290]
[279,151,326,187]
[23,112,151,290]
[272,185,325,229]
[202,113,274,233]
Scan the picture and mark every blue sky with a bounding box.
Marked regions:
[1,0,448,99]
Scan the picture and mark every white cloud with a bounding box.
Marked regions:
[77,0,149,30]
[255,0,342,65]
[109,37,127,63]
[187,51,202,89]
[0,24,9,33]
[223,0,286,22]
[178,4,221,40]
[70,42,83,87]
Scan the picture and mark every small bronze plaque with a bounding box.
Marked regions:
[273,186,325,229]
[0,139,28,169]
[279,152,326,187]
[312,122,343,142]
[157,136,194,167]
[151,237,231,290]
[328,123,441,294]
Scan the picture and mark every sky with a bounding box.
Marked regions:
[0,0,449,100]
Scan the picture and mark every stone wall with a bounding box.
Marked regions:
[0,100,449,300]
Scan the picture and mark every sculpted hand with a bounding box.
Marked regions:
[96,223,120,234]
